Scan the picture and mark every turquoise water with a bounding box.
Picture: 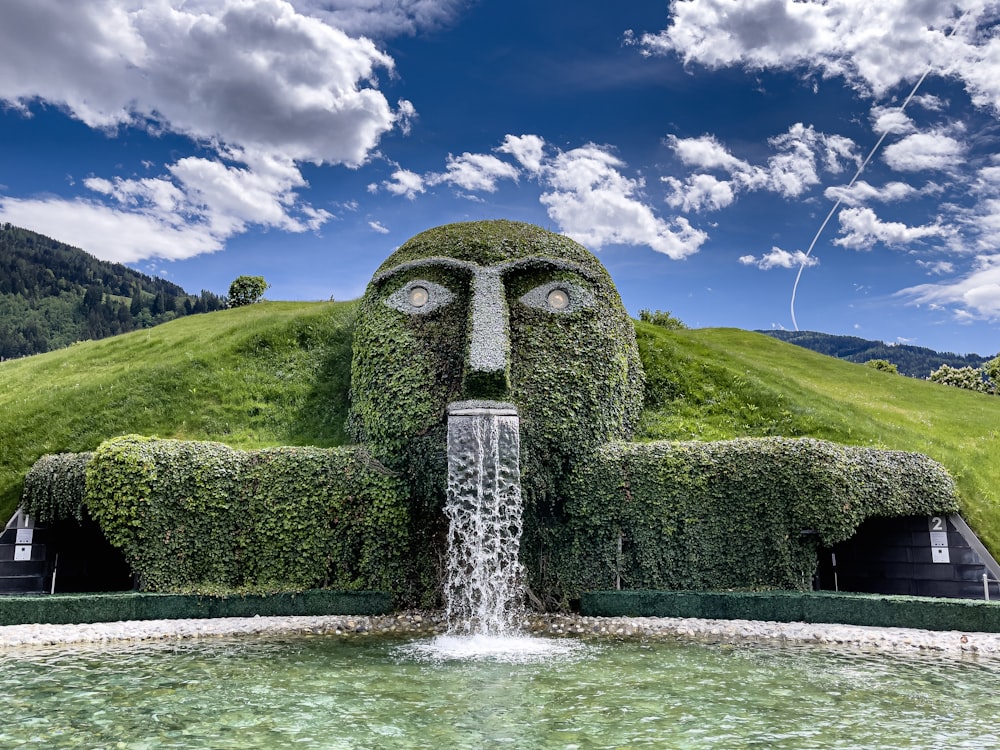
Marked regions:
[2,634,999,749]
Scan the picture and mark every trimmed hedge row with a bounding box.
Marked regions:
[22,435,958,606]
[82,436,411,596]
[550,438,959,599]
[581,589,1000,633]
[0,590,391,626]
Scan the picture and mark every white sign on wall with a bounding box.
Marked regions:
[929,516,950,564]
[13,545,31,561]
[14,528,32,545]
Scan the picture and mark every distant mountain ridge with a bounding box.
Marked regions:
[0,224,225,359]
[758,329,992,378]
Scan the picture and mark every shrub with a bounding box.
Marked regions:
[545,438,958,600]
[21,452,93,523]
[638,309,687,330]
[84,436,411,596]
[864,359,898,374]
[928,362,995,394]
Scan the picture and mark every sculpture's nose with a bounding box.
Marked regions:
[463,268,510,399]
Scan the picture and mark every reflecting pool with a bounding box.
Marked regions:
[2,634,999,749]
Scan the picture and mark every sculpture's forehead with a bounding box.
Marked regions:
[372,220,598,272]
[370,255,602,287]
[370,220,610,286]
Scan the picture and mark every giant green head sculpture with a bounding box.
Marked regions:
[349,220,644,513]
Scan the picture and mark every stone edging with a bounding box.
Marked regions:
[2,612,1000,657]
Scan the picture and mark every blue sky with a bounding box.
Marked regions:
[3,1,1000,355]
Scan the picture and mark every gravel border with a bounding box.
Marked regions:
[2,612,1000,658]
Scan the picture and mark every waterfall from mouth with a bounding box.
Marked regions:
[444,403,524,635]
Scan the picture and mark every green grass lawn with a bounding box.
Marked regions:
[3,306,998,560]
[635,323,1000,554]
[0,301,356,521]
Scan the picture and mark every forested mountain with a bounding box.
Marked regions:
[0,224,225,359]
[758,330,992,378]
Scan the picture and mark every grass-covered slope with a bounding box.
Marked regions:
[2,307,999,559]
[0,301,356,521]
[635,323,1000,554]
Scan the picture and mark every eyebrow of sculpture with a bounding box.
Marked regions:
[371,255,601,286]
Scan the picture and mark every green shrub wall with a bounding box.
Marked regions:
[21,451,92,523]
[0,590,391,626]
[547,438,958,600]
[84,436,410,596]
[581,590,1000,632]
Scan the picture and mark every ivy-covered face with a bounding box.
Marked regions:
[349,220,643,502]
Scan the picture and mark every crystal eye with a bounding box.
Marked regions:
[408,286,429,307]
[546,288,569,310]
[385,280,454,314]
[519,281,593,313]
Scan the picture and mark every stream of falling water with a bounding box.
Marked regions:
[443,404,524,636]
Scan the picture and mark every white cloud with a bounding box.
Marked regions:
[835,207,950,250]
[380,169,426,199]
[663,174,735,212]
[497,134,546,174]
[739,246,819,270]
[917,259,956,275]
[765,123,857,197]
[912,93,946,112]
[0,196,222,263]
[378,135,708,259]
[395,99,417,136]
[1,147,333,263]
[368,220,390,234]
[0,0,404,167]
[882,132,965,172]
[823,180,919,206]
[288,0,467,37]
[898,254,1000,320]
[429,152,520,192]
[540,144,708,259]
[667,134,750,173]
[664,124,859,210]
[636,0,995,104]
[0,0,418,264]
[870,106,915,136]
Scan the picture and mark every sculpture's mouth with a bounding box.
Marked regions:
[447,400,518,417]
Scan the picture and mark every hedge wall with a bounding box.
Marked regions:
[581,590,1000,632]
[545,438,958,600]
[0,590,391,626]
[83,436,410,596]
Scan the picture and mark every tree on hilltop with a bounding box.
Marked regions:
[228,276,270,307]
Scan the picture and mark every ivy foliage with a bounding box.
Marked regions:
[21,452,93,523]
[15,222,966,608]
[552,438,958,598]
[349,221,644,569]
[83,436,410,595]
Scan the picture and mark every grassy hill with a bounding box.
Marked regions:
[3,304,999,558]
[758,329,991,378]
[0,224,225,359]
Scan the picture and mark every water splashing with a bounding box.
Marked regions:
[443,401,524,636]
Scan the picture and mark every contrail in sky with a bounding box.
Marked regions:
[790,12,971,331]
